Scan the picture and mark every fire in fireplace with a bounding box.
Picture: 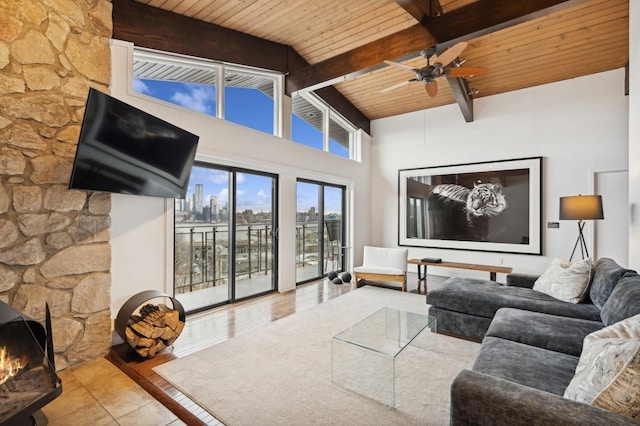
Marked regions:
[1,345,27,386]
[0,302,61,426]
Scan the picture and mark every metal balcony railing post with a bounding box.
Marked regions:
[302,223,306,266]
[257,227,262,273]
[265,225,269,274]
[247,225,252,279]
[189,228,194,292]
[212,227,217,286]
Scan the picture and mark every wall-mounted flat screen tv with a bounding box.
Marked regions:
[69,88,199,199]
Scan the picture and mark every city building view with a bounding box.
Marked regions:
[173,165,344,311]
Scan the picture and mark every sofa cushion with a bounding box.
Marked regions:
[564,314,640,419]
[589,313,640,340]
[533,257,593,303]
[600,272,640,326]
[486,308,603,357]
[426,277,601,321]
[472,336,579,396]
[427,306,493,341]
[589,258,634,309]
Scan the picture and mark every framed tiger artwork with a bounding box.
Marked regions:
[398,157,542,255]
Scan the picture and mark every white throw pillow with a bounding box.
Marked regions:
[532,257,593,303]
[564,314,640,420]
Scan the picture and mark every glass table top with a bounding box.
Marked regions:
[333,307,435,358]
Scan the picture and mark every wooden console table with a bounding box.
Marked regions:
[408,259,513,282]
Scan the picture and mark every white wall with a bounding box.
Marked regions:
[371,68,629,278]
[629,2,640,271]
[109,40,373,317]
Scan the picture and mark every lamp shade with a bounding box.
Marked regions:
[559,195,604,220]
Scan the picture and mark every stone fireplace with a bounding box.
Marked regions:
[0,0,114,369]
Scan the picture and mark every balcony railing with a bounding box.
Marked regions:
[174,222,342,294]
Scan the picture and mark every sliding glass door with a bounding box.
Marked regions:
[296,179,345,284]
[234,170,277,299]
[174,164,277,313]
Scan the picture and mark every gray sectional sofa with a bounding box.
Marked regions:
[426,258,640,425]
[426,257,632,341]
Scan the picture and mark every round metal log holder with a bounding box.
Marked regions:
[114,290,186,346]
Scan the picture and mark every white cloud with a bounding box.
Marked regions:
[256,189,267,204]
[133,79,151,95]
[218,188,229,204]
[208,171,229,184]
[171,85,215,114]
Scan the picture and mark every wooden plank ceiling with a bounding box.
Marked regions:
[128,0,628,122]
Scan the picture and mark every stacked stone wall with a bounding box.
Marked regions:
[0,0,113,369]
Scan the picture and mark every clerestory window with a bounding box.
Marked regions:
[131,47,358,159]
[132,48,280,137]
[291,92,355,160]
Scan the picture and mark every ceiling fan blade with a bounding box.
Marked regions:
[425,81,438,97]
[380,79,415,93]
[446,67,489,78]
[384,60,418,72]
[434,41,468,67]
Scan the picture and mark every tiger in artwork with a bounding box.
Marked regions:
[431,182,508,240]
[432,182,508,219]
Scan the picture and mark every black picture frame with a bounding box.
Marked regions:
[398,157,542,255]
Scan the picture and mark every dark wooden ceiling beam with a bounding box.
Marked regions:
[112,0,289,72]
[447,77,473,122]
[394,0,442,24]
[422,0,592,50]
[287,0,590,94]
[286,24,433,94]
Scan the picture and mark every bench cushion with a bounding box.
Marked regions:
[353,266,404,275]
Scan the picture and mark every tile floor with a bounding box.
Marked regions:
[40,357,186,426]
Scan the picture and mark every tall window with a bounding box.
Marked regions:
[174,163,278,313]
[295,179,345,284]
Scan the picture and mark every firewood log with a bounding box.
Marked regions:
[137,337,155,348]
[125,326,139,348]
[164,310,179,330]
[124,303,185,358]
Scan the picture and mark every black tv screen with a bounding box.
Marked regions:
[69,88,199,199]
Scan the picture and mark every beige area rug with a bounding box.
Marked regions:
[154,286,480,425]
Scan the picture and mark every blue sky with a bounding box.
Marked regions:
[135,79,343,213]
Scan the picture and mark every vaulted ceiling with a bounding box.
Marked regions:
[112,0,628,129]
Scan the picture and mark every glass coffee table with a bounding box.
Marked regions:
[331,307,436,406]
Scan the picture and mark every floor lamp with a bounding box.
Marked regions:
[559,195,604,261]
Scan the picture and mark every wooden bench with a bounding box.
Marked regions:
[408,259,513,282]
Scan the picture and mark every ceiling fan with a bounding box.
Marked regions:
[381,41,488,97]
